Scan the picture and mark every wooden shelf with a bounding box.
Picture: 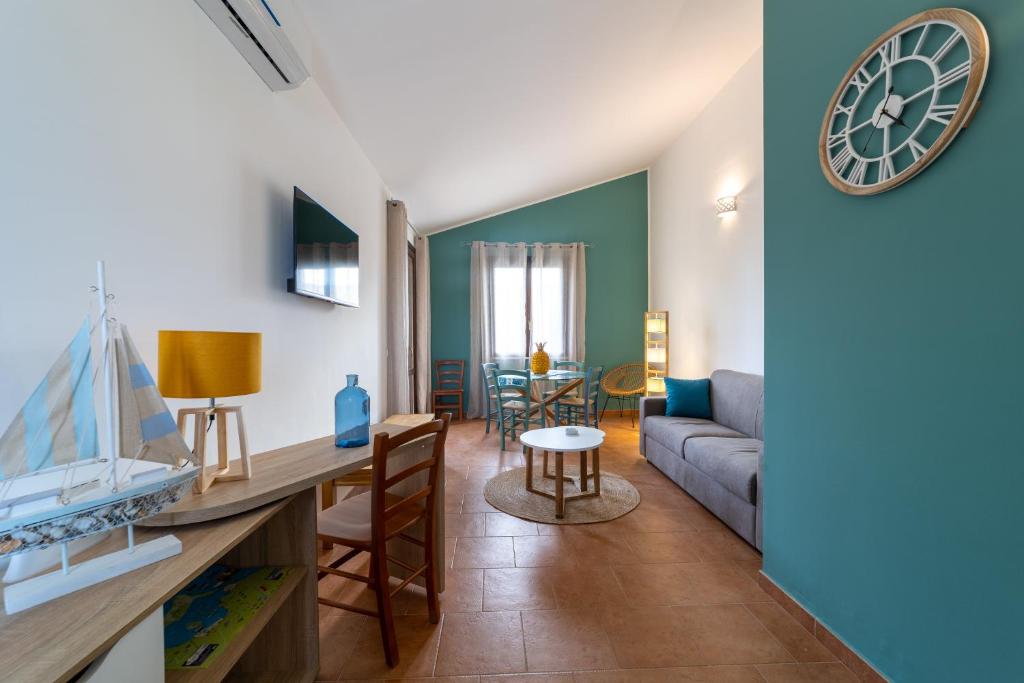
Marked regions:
[166,565,308,683]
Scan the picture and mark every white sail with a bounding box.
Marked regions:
[0,320,98,481]
[114,325,196,468]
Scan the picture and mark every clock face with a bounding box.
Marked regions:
[819,9,989,195]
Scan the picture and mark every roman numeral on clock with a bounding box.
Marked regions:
[878,156,896,183]
[878,36,900,66]
[830,146,853,175]
[931,30,963,63]
[907,138,928,161]
[847,158,868,185]
[926,103,959,126]
[937,61,970,89]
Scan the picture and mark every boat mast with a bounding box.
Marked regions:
[97,261,118,492]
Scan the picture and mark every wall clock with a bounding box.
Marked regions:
[819,8,989,195]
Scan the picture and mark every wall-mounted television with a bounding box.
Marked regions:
[287,187,359,307]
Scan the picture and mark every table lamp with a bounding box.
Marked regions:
[158,330,262,493]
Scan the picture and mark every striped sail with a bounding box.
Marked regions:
[115,325,196,467]
[0,320,98,480]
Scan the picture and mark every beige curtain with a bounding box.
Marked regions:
[386,200,411,415]
[414,234,431,414]
[468,241,529,418]
[531,242,586,363]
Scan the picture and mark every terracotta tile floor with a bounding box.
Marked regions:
[316,415,858,682]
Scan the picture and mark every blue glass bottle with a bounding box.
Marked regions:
[335,374,370,448]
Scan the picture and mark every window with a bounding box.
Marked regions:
[492,259,567,360]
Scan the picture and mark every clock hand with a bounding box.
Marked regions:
[861,87,895,154]
[881,110,912,129]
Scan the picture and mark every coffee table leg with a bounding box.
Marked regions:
[525,447,534,492]
[579,451,588,492]
[593,447,601,495]
[555,451,564,518]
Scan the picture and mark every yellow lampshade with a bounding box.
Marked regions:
[158,331,262,399]
[647,347,667,364]
[646,318,666,334]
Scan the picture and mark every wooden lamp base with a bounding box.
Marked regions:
[176,404,252,494]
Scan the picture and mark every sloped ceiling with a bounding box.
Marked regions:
[296,0,762,232]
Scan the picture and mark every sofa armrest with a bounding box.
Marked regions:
[755,442,764,551]
[638,397,667,455]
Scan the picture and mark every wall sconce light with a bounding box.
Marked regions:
[715,196,737,217]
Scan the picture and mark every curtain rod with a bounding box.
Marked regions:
[461,241,593,247]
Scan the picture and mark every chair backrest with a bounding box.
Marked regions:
[584,366,604,403]
[583,365,604,424]
[482,362,499,396]
[490,368,530,414]
[369,414,450,544]
[600,363,645,396]
[435,359,464,391]
[554,360,584,372]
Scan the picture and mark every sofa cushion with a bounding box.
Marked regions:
[710,370,764,438]
[683,437,762,503]
[665,378,712,419]
[643,416,745,456]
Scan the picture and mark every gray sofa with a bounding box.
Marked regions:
[639,370,764,550]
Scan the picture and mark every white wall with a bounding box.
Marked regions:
[0,1,389,455]
[649,49,764,377]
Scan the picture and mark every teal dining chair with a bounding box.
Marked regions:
[555,365,603,428]
[481,362,523,434]
[489,368,546,450]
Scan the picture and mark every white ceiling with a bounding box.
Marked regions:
[295,0,762,233]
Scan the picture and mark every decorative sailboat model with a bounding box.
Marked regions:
[0,262,199,614]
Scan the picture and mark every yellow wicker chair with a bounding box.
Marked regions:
[599,363,646,427]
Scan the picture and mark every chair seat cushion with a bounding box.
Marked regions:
[557,397,587,406]
[318,491,413,542]
[683,437,762,503]
[643,416,744,456]
[503,400,540,412]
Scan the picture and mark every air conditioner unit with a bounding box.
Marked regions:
[194,0,309,91]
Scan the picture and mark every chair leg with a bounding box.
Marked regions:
[371,551,400,667]
[423,518,440,625]
[600,394,611,420]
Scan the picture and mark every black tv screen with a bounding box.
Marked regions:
[288,187,359,307]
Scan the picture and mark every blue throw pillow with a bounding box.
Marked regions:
[664,378,711,419]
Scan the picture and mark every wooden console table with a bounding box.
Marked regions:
[0,417,441,683]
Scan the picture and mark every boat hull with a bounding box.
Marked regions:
[0,472,196,557]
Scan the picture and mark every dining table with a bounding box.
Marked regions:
[496,364,586,424]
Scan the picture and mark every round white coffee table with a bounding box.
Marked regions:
[519,426,606,519]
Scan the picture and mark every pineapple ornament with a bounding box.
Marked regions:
[531,342,550,374]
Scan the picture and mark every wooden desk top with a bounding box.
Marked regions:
[145,416,433,526]
[0,415,436,682]
[0,498,290,683]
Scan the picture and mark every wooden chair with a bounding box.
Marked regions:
[317,414,450,668]
[600,363,646,427]
[481,362,522,434]
[431,359,464,421]
[556,365,603,428]
[490,368,545,451]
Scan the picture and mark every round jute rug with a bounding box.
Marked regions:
[483,465,640,525]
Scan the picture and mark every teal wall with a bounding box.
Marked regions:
[430,172,648,405]
[765,2,1023,681]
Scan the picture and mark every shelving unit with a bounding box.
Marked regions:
[166,566,307,683]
